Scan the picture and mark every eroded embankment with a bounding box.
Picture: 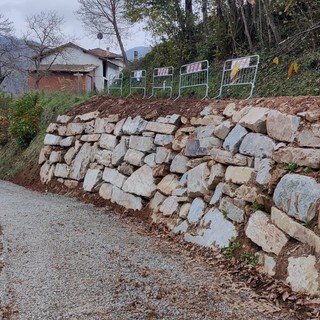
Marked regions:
[38,96,320,298]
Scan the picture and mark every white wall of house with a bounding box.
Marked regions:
[41,46,122,91]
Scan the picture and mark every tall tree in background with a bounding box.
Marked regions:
[24,11,66,89]
[125,0,197,62]
[76,0,128,64]
[0,14,16,85]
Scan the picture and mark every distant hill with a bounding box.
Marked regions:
[0,36,33,95]
[126,46,151,61]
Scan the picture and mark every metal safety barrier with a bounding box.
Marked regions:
[107,72,123,96]
[127,69,146,98]
[175,60,209,100]
[215,55,260,99]
[149,66,174,99]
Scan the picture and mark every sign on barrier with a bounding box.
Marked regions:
[107,72,123,96]
[150,66,174,99]
[127,69,146,98]
[215,55,260,99]
[175,60,209,100]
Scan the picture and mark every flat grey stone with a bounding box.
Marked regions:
[223,125,248,154]
[187,198,206,224]
[239,133,275,158]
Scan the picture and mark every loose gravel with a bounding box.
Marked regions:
[0,180,297,320]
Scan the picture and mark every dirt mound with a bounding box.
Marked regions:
[65,95,320,120]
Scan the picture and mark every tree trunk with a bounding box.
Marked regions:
[261,0,281,46]
[240,2,253,51]
[202,0,209,36]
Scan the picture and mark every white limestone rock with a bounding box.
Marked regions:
[111,186,143,210]
[122,116,148,135]
[129,135,155,153]
[273,174,320,222]
[111,139,128,166]
[66,123,84,136]
[187,163,210,197]
[213,120,234,140]
[146,122,177,134]
[83,169,102,192]
[56,114,71,124]
[94,149,113,167]
[99,183,113,200]
[122,164,157,198]
[238,107,270,133]
[223,125,248,154]
[75,111,100,121]
[187,198,206,224]
[40,162,55,184]
[60,136,74,147]
[157,174,180,196]
[43,134,62,146]
[245,211,289,255]
[170,154,189,174]
[144,153,156,168]
[155,147,175,164]
[99,134,118,150]
[210,148,248,166]
[266,110,301,142]
[219,197,244,223]
[186,208,237,248]
[210,182,224,205]
[225,166,255,184]
[69,143,92,180]
[49,151,62,164]
[154,134,173,146]
[239,133,276,158]
[287,256,319,294]
[103,167,127,189]
[159,196,179,216]
[124,149,145,166]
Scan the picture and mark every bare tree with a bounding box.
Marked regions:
[24,11,66,89]
[76,0,128,64]
[0,14,16,85]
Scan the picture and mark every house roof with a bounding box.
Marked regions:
[38,42,123,61]
[29,64,98,73]
[87,48,123,59]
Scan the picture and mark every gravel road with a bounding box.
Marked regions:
[0,180,296,320]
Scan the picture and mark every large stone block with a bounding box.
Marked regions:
[124,149,145,166]
[122,164,156,198]
[223,102,237,118]
[99,183,113,200]
[111,186,143,210]
[238,107,270,133]
[40,162,55,184]
[210,148,248,166]
[266,110,301,142]
[195,125,215,138]
[170,154,189,174]
[154,134,173,146]
[118,162,135,176]
[66,123,84,136]
[149,191,166,211]
[93,149,112,167]
[225,166,255,184]
[239,133,276,158]
[60,136,74,147]
[49,151,62,164]
[122,116,148,134]
[155,147,175,164]
[99,134,118,150]
[184,139,208,157]
[80,134,101,142]
[146,121,177,134]
[273,147,320,169]
[157,114,181,125]
[69,143,92,180]
[159,196,179,216]
[223,125,248,154]
[245,211,289,255]
[297,128,320,147]
[213,121,234,140]
[219,197,244,223]
[103,167,127,189]
[113,118,126,136]
[83,169,102,192]
[75,111,100,121]
[144,153,156,168]
[43,134,62,146]
[208,163,226,188]
[157,174,180,196]
[187,163,210,197]
[184,208,238,248]
[56,114,71,124]
[129,135,155,153]
[256,158,273,185]
[191,115,224,126]
[273,174,320,222]
[271,207,320,254]
[287,256,319,294]
[38,146,51,165]
[172,133,189,151]
[210,182,224,205]
[111,139,128,166]
[232,106,252,123]
[64,147,77,165]
[235,185,258,203]
[187,198,206,224]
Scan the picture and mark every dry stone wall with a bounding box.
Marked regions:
[39,102,320,295]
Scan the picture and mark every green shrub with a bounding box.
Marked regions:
[9,92,42,147]
[240,252,258,266]
[221,238,241,259]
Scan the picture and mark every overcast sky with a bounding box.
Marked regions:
[0,0,152,53]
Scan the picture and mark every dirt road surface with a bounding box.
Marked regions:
[0,181,298,319]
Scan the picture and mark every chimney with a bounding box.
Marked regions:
[134,50,138,61]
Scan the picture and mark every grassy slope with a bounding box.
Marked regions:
[0,91,92,180]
